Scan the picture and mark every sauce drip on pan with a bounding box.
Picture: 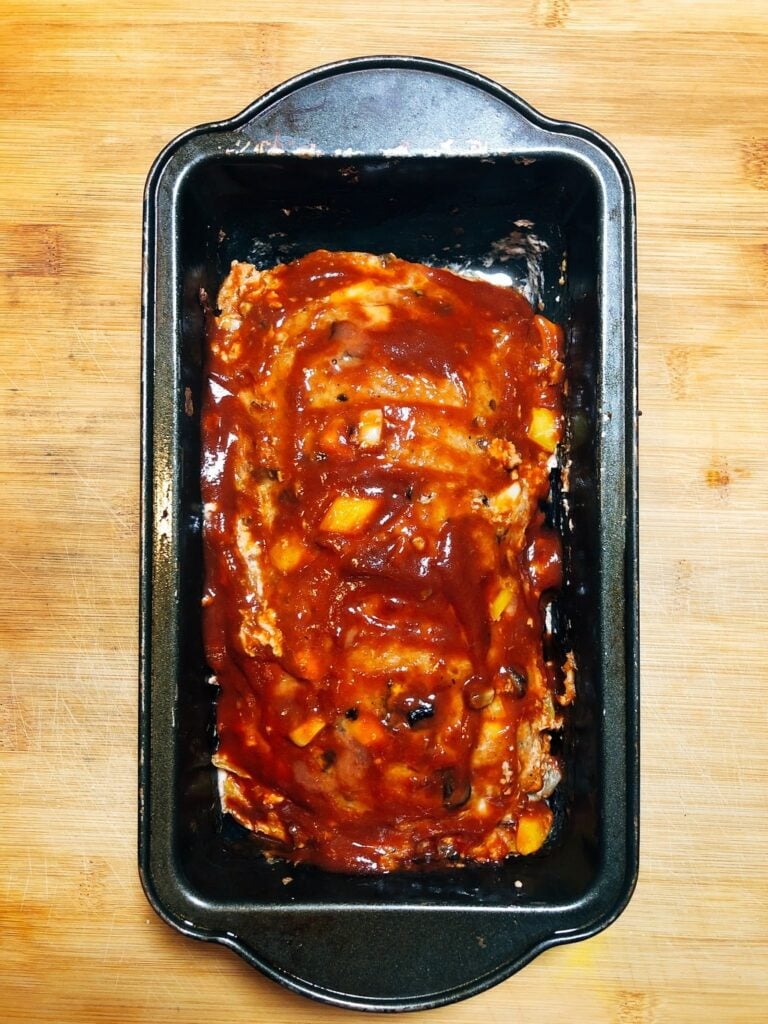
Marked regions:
[201,250,571,873]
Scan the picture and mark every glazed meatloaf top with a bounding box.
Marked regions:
[200,250,573,873]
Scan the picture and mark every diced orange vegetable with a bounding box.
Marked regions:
[346,712,388,747]
[319,495,379,534]
[269,534,307,572]
[528,407,560,453]
[489,585,513,622]
[292,647,328,682]
[516,809,551,854]
[288,715,327,748]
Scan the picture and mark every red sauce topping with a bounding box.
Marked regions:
[201,250,568,872]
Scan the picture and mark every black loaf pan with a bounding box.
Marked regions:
[140,56,639,1012]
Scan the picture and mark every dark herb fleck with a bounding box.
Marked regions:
[441,768,472,809]
[501,668,528,698]
[407,704,435,727]
[278,487,299,505]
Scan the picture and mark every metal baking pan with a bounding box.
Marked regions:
[140,56,639,1012]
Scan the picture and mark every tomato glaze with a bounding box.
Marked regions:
[201,251,567,872]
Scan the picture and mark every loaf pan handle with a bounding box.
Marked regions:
[219,908,567,1012]
[232,56,550,156]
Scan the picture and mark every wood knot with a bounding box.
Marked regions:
[742,138,768,190]
[531,0,570,28]
[663,344,692,400]
[0,224,63,277]
[705,455,751,496]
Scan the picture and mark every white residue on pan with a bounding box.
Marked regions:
[441,226,548,306]
[248,238,277,263]
[227,140,501,158]
[448,267,518,289]
[381,140,494,157]
[226,139,326,157]
[484,229,549,305]
[486,229,549,264]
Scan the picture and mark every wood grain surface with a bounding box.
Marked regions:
[2,1,767,1021]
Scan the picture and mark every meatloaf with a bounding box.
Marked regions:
[201,250,572,872]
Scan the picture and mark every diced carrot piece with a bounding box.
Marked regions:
[288,715,327,748]
[489,585,513,622]
[319,495,379,534]
[516,809,552,854]
[292,647,327,682]
[528,407,560,453]
[346,712,388,747]
[269,534,306,572]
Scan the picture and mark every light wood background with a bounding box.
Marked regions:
[2,1,767,1021]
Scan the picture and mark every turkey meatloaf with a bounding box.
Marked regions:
[200,249,573,873]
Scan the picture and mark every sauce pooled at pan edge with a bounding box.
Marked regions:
[201,250,574,873]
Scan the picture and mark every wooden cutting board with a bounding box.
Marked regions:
[1,1,767,1021]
